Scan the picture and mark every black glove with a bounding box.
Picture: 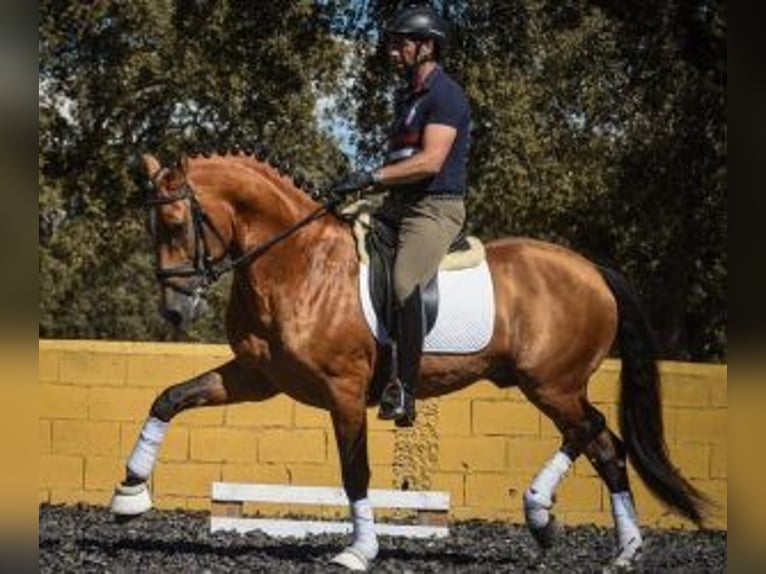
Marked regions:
[329,170,376,197]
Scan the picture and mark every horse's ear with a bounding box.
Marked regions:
[141,154,162,178]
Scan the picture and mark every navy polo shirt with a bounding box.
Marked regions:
[386,65,471,196]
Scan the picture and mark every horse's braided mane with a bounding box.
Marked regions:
[184,143,319,197]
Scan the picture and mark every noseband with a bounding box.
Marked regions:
[145,171,335,296]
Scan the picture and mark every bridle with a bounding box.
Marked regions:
[145,169,336,296]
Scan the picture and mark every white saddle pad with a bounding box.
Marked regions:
[358,261,495,354]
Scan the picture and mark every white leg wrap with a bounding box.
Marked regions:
[611,491,643,550]
[350,498,379,560]
[127,417,168,479]
[330,498,379,571]
[524,451,572,529]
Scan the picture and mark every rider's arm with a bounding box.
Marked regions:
[373,123,457,185]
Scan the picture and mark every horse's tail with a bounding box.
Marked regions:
[598,265,708,526]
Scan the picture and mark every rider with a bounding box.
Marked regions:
[330,2,471,427]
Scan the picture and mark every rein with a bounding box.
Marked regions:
[145,175,338,293]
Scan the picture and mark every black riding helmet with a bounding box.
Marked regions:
[385,3,449,52]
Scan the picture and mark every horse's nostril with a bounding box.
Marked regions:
[162,309,183,327]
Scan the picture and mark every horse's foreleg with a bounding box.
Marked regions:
[111,360,276,518]
[328,389,378,571]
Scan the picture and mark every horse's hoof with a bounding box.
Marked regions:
[529,514,560,550]
[110,481,152,517]
[603,537,643,573]
[330,547,370,571]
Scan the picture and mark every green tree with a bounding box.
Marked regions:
[345,0,725,360]
[39,1,350,341]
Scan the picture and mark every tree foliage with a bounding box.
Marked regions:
[347,0,725,361]
[39,1,726,361]
[39,0,350,341]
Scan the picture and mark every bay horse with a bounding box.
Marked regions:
[111,151,707,571]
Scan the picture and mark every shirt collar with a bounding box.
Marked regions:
[412,64,441,94]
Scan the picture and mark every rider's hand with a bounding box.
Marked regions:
[329,170,377,197]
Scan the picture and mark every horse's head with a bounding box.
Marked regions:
[141,153,224,331]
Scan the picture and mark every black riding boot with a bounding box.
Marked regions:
[378,287,424,427]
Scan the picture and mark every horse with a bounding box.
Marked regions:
[110,150,708,571]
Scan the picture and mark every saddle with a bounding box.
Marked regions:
[346,198,486,338]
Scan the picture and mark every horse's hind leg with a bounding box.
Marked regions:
[521,383,643,568]
[518,384,609,550]
[583,426,643,570]
[111,359,277,518]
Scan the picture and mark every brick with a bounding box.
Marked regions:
[448,380,504,400]
[40,420,51,453]
[669,443,710,479]
[40,455,83,489]
[186,497,212,511]
[293,403,330,428]
[711,377,727,407]
[676,409,726,444]
[49,488,111,507]
[326,432,340,463]
[540,414,559,438]
[89,387,155,422]
[120,422,142,457]
[506,387,527,403]
[663,376,711,407]
[162,426,189,461]
[367,431,395,465]
[225,396,293,427]
[190,427,257,462]
[368,465,396,489]
[85,457,124,490]
[287,463,341,486]
[38,350,59,382]
[653,513,694,529]
[154,496,188,511]
[710,443,726,479]
[556,477,603,512]
[430,472,465,506]
[573,457,599,478]
[506,437,561,476]
[39,490,50,504]
[450,505,522,522]
[587,371,619,404]
[560,511,612,526]
[435,400,471,436]
[175,406,225,426]
[259,429,327,463]
[662,408,679,445]
[59,351,127,386]
[472,401,539,436]
[154,461,221,496]
[623,473,669,521]
[126,354,207,387]
[438,437,506,471]
[52,420,121,457]
[603,404,618,429]
[693,479,727,529]
[222,462,289,484]
[40,384,89,419]
[464,473,524,511]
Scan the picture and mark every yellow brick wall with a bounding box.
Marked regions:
[39,340,727,529]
